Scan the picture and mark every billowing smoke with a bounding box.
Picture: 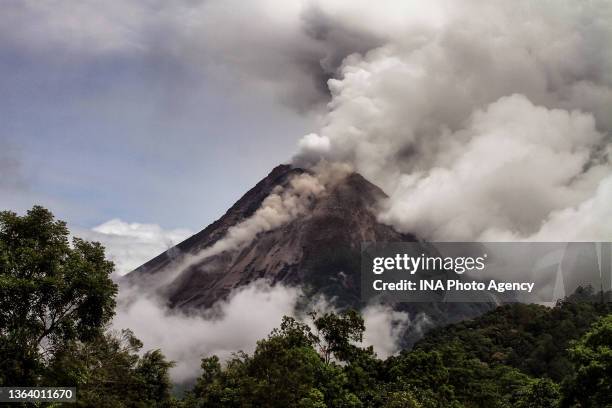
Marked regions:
[294,0,612,241]
[376,95,611,241]
[155,163,356,290]
[190,173,324,260]
[360,304,411,358]
[156,172,326,288]
[38,0,611,382]
[114,281,301,382]
[114,280,413,382]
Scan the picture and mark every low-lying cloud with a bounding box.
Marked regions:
[114,281,301,382]
[360,304,411,358]
[114,280,413,382]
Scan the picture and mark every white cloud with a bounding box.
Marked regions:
[75,219,192,276]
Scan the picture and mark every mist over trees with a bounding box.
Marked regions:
[1,206,610,407]
[182,294,611,408]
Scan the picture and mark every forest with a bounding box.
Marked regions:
[1,206,610,407]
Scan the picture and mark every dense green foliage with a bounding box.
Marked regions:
[561,314,612,407]
[0,206,117,385]
[1,206,610,407]
[184,291,611,408]
[0,206,175,407]
[47,329,175,407]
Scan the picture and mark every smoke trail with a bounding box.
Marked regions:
[184,173,325,264]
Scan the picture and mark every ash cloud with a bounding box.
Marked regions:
[6,1,611,238]
[0,1,390,111]
[192,173,325,259]
[295,0,612,241]
[157,163,354,290]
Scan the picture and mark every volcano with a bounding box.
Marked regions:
[126,164,491,339]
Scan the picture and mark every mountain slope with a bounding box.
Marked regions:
[126,164,492,340]
[127,164,415,308]
[128,164,305,280]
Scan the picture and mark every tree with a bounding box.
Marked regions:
[298,389,327,408]
[187,313,366,408]
[47,329,175,408]
[0,206,117,385]
[562,315,612,407]
[386,350,457,407]
[382,391,422,408]
[513,378,560,408]
[311,309,365,363]
[135,349,176,406]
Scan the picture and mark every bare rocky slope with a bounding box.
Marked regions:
[126,164,491,343]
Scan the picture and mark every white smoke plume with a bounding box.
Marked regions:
[360,304,411,358]
[114,281,301,382]
[156,162,355,289]
[163,172,326,282]
[294,0,612,241]
[114,280,413,382]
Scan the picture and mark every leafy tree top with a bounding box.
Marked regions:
[0,206,117,384]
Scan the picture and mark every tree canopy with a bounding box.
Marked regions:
[184,292,611,408]
[1,206,610,408]
[0,206,175,407]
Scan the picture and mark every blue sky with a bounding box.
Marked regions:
[0,2,316,231]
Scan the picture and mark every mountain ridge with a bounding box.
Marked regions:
[128,164,305,279]
[126,164,492,342]
[127,164,418,309]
